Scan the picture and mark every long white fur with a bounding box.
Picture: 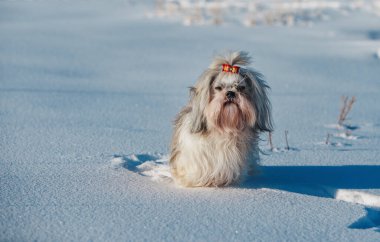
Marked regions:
[170,51,273,187]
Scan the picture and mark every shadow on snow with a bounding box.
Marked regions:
[244,165,380,231]
[247,165,380,193]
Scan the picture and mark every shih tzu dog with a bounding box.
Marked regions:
[170,51,273,187]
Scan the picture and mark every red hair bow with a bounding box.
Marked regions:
[222,64,240,74]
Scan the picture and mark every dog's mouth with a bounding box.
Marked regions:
[217,100,245,131]
[224,99,237,106]
[222,101,241,114]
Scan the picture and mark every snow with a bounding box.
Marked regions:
[1,0,380,241]
[110,154,172,182]
[335,190,380,207]
[151,0,380,27]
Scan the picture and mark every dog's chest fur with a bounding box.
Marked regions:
[172,122,253,187]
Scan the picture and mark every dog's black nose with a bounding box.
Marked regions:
[226,91,236,99]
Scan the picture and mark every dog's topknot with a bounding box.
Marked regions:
[209,51,251,70]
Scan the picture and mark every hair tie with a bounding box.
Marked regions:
[222,64,240,74]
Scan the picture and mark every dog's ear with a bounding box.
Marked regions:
[189,69,217,133]
[244,69,273,132]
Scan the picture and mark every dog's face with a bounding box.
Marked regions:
[189,52,272,134]
[205,72,256,133]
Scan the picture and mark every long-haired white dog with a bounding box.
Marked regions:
[170,51,273,187]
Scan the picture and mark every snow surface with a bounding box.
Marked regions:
[1,0,380,241]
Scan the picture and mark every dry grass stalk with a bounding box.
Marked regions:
[285,130,289,150]
[338,96,356,126]
[325,133,331,145]
[268,132,274,151]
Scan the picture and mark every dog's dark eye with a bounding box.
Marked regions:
[237,86,245,92]
[215,86,222,91]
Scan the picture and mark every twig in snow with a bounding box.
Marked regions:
[268,132,274,151]
[285,130,289,150]
[325,133,331,145]
[338,96,356,126]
